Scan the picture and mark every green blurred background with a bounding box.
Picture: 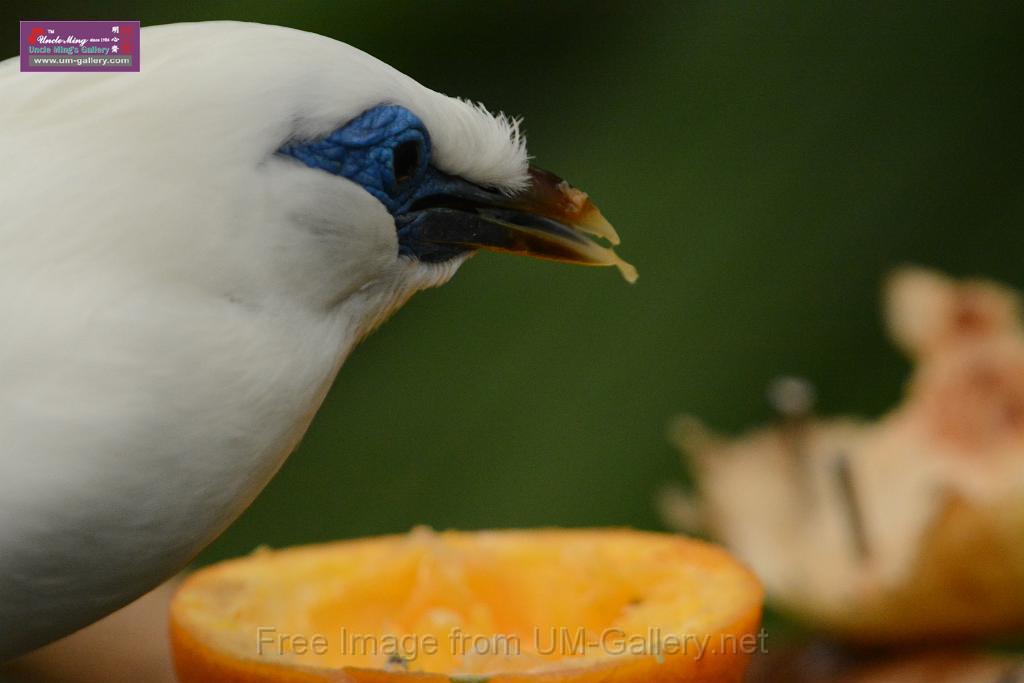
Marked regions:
[4,1,1024,563]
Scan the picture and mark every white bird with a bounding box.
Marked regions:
[0,21,634,659]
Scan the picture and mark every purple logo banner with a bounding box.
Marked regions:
[20,20,140,72]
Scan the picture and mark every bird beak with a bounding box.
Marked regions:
[398,166,637,283]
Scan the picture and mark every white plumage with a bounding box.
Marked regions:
[0,21,628,659]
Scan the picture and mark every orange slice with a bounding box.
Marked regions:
[170,528,762,682]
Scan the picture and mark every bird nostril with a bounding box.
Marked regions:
[408,194,482,214]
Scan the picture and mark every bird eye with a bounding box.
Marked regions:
[392,140,421,185]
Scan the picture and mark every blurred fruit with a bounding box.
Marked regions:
[663,268,1024,644]
[170,527,763,682]
[833,651,1024,683]
[744,643,1023,683]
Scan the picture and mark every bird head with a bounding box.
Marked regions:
[191,23,632,330]
[4,21,634,345]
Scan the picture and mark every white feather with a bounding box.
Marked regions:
[0,21,523,658]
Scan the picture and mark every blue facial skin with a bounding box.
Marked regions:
[278,105,482,262]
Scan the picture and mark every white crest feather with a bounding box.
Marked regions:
[414,97,530,194]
